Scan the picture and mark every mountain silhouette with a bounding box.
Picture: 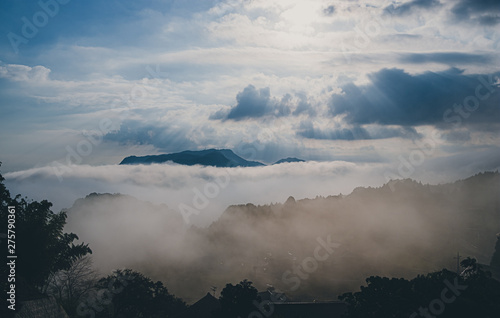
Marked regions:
[273,157,305,165]
[119,149,265,167]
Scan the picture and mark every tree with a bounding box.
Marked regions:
[338,276,418,318]
[460,257,478,278]
[0,163,92,316]
[87,269,186,318]
[212,279,260,318]
[47,255,99,317]
[491,233,500,268]
[339,262,500,318]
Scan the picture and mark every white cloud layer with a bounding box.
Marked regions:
[4,152,500,227]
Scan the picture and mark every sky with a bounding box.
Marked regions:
[1,0,499,224]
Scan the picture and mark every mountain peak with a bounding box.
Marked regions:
[273,157,305,165]
[119,149,265,167]
[285,196,296,204]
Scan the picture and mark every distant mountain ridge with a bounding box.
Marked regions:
[273,157,305,165]
[119,149,305,167]
[120,149,265,167]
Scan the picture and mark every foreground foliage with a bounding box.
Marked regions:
[0,164,92,317]
[212,279,260,318]
[90,269,186,318]
[339,260,500,318]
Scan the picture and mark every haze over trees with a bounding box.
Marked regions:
[0,165,185,318]
[1,162,499,317]
[63,171,500,302]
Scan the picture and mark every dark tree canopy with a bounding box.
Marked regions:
[89,269,186,318]
[460,257,478,278]
[339,263,500,318]
[0,164,92,304]
[212,279,260,318]
[491,234,500,268]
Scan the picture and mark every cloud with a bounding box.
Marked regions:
[0,62,51,82]
[226,85,275,120]
[323,5,335,16]
[384,0,441,16]
[4,148,500,232]
[214,85,316,121]
[3,161,387,226]
[227,85,273,120]
[101,117,310,166]
[103,120,197,152]
[297,121,421,140]
[451,0,500,25]
[440,130,471,142]
[1,0,500,176]
[292,92,317,116]
[329,68,500,127]
[398,52,494,65]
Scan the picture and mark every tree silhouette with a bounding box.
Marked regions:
[47,255,98,317]
[91,269,186,318]
[491,234,500,268]
[460,257,478,278]
[339,264,500,318]
[339,276,418,318]
[212,279,259,318]
[0,163,92,317]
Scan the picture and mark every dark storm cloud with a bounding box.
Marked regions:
[384,0,441,16]
[213,85,316,121]
[103,120,196,152]
[329,68,500,127]
[451,0,500,25]
[398,52,494,65]
[296,121,421,140]
[226,85,275,120]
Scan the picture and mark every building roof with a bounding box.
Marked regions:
[174,291,346,318]
[173,292,220,318]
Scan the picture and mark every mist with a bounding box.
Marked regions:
[4,161,389,227]
[6,163,497,303]
[5,157,497,227]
